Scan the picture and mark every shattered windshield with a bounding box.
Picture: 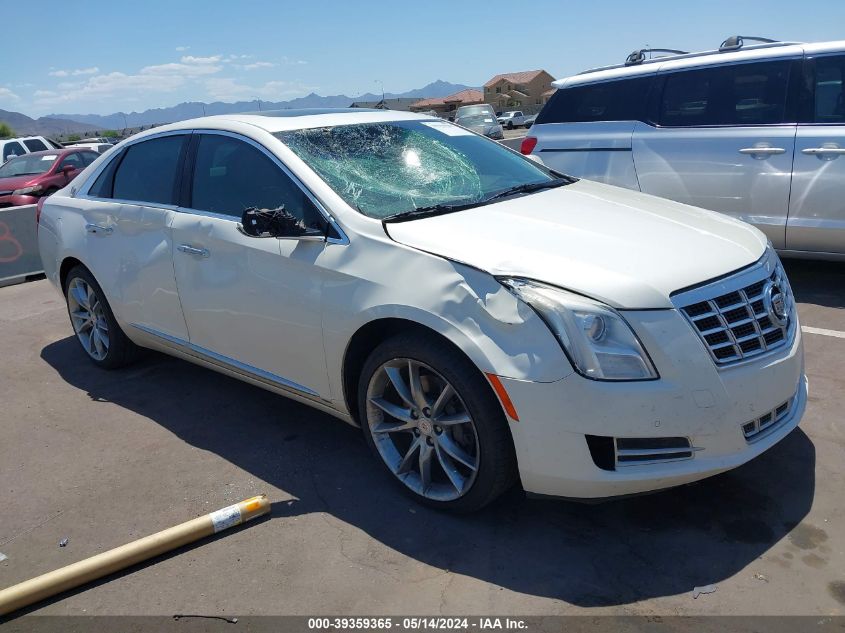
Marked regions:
[275,120,557,219]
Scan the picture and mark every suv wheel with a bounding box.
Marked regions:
[64,265,138,369]
[359,333,517,512]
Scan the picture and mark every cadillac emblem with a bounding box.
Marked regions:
[764,283,788,326]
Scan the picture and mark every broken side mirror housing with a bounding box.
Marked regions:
[239,206,327,241]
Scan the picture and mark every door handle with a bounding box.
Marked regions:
[177,244,210,258]
[738,147,786,157]
[85,223,113,235]
[802,147,845,158]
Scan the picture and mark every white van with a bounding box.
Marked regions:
[525,36,845,259]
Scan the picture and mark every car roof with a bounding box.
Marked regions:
[22,148,95,158]
[555,39,845,89]
[130,108,438,139]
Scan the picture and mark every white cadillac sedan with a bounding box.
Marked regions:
[37,109,806,512]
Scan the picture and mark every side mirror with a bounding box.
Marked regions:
[62,165,75,177]
[239,206,326,241]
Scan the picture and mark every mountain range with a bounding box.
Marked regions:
[0,109,100,137]
[42,80,473,133]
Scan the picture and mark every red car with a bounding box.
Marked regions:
[0,148,100,208]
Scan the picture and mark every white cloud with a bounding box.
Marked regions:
[48,67,99,77]
[204,77,315,102]
[33,90,58,98]
[240,61,276,71]
[0,87,20,102]
[280,56,308,66]
[181,55,224,65]
[34,71,185,107]
[175,45,190,51]
[140,55,224,77]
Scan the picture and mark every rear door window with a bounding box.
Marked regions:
[812,54,845,123]
[189,133,325,230]
[23,139,49,152]
[536,76,653,124]
[112,135,186,205]
[659,60,792,126]
[3,141,25,161]
[59,153,85,171]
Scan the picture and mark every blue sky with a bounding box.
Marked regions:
[2,0,844,117]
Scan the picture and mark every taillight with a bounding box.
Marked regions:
[36,196,46,233]
[520,136,538,155]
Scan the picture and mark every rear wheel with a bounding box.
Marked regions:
[358,333,517,512]
[64,265,138,369]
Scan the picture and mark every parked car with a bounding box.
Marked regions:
[497,111,526,129]
[525,36,845,259]
[38,109,805,511]
[454,104,504,139]
[68,142,116,154]
[523,114,537,129]
[0,148,98,207]
[0,136,65,163]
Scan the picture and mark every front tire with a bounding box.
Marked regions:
[358,332,517,512]
[64,265,138,369]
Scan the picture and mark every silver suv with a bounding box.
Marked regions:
[525,36,845,259]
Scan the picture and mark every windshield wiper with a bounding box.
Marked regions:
[382,200,481,223]
[481,177,572,204]
[381,177,574,223]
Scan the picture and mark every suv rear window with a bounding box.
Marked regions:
[2,141,25,161]
[659,60,792,127]
[535,76,652,124]
[23,139,49,152]
[813,54,845,124]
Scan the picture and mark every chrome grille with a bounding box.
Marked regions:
[742,397,793,442]
[675,253,795,366]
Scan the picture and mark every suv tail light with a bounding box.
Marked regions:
[520,136,538,155]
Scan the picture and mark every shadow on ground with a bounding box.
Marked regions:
[782,258,845,309]
[41,334,815,607]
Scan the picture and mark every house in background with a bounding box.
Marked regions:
[409,88,484,115]
[483,70,556,112]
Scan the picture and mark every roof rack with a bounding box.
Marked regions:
[719,35,777,51]
[625,48,690,66]
[576,36,799,76]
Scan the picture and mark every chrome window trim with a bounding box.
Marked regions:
[129,322,323,400]
[671,248,797,370]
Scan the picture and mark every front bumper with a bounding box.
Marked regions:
[501,308,806,498]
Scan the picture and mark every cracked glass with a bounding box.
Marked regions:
[276,120,554,219]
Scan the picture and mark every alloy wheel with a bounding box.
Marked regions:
[67,277,110,361]
[365,358,480,501]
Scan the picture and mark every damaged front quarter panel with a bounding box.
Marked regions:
[318,229,573,412]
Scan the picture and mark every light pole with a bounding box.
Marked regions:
[374,80,385,107]
[254,96,262,111]
[121,113,128,132]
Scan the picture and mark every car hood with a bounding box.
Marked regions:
[384,179,767,309]
[0,174,44,190]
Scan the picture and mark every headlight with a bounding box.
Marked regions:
[499,278,659,381]
[12,185,43,196]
